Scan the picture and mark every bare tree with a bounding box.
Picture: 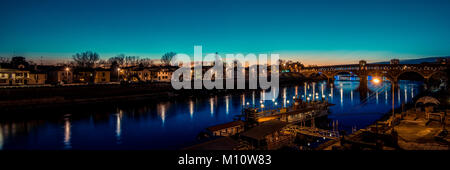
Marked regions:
[138,58,154,67]
[72,51,100,68]
[98,59,108,68]
[108,54,125,67]
[161,52,176,66]
[0,56,10,64]
[125,56,139,67]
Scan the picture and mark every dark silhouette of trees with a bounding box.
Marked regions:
[72,51,99,68]
[125,55,139,67]
[108,54,125,67]
[11,56,29,68]
[161,52,176,66]
[138,58,154,67]
[109,54,154,67]
[0,56,10,64]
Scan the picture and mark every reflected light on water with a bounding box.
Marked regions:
[0,126,3,150]
[312,82,316,101]
[283,87,287,107]
[157,104,166,125]
[330,84,334,101]
[64,118,71,149]
[376,91,379,104]
[210,97,214,116]
[340,86,343,107]
[225,96,229,115]
[304,82,307,100]
[350,90,353,105]
[189,100,194,119]
[404,87,408,103]
[252,91,255,105]
[321,83,324,99]
[116,110,123,143]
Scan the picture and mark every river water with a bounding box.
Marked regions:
[0,80,423,150]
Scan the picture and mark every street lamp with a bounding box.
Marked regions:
[117,68,121,81]
[65,67,70,84]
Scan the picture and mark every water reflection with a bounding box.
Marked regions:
[225,96,229,115]
[0,80,423,150]
[63,118,71,149]
[0,126,3,150]
[116,110,123,144]
[157,103,166,125]
[189,100,194,119]
[210,97,214,116]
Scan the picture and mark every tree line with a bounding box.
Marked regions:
[0,51,177,68]
[72,51,177,68]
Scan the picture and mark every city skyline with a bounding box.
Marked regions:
[1,0,450,65]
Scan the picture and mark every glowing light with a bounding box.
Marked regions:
[189,100,194,118]
[372,77,381,84]
[63,118,71,149]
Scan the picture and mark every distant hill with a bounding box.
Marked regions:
[371,56,449,64]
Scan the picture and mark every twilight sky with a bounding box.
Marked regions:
[1,0,449,65]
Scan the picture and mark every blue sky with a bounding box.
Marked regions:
[1,0,449,65]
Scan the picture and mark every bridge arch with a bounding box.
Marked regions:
[428,71,447,80]
[396,71,426,81]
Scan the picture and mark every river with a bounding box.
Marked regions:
[0,80,424,150]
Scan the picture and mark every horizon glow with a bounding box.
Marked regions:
[1,0,450,65]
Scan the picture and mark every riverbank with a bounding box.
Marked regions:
[318,88,449,150]
[0,75,320,112]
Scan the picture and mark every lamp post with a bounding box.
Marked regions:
[65,67,70,84]
[117,68,121,82]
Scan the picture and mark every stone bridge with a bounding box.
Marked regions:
[299,60,447,90]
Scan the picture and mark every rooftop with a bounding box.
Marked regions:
[240,120,288,140]
[206,120,245,132]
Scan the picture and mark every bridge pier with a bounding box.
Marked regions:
[327,77,335,86]
[423,78,430,90]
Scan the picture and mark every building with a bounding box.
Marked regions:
[47,67,73,84]
[206,120,245,137]
[151,68,173,82]
[74,68,111,84]
[94,69,111,83]
[240,120,292,150]
[0,68,30,85]
[123,67,152,82]
[28,72,47,85]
